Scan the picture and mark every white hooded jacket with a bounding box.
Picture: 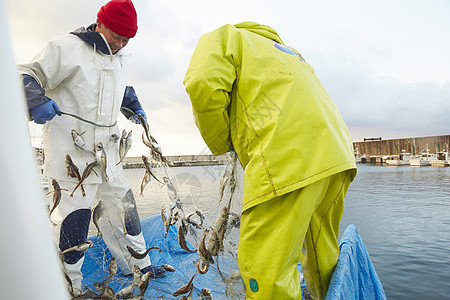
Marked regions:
[19,25,130,184]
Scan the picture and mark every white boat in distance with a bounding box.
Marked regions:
[409,152,438,167]
[386,152,411,166]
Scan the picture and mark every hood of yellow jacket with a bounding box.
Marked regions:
[234,22,284,44]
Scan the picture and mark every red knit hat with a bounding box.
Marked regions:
[97,0,138,38]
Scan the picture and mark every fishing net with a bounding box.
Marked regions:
[37,118,246,299]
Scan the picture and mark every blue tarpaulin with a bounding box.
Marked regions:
[82,214,243,299]
[81,216,385,299]
[325,224,387,300]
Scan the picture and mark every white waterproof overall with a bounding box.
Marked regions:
[19,30,150,290]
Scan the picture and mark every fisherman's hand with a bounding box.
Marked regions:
[131,109,147,124]
[29,99,61,124]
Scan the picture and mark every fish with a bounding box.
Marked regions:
[132,264,142,286]
[138,271,151,296]
[114,282,134,298]
[163,176,183,213]
[120,106,136,119]
[163,176,176,195]
[194,259,209,275]
[227,212,241,229]
[218,169,231,203]
[138,116,173,166]
[138,114,156,145]
[118,207,128,236]
[95,257,117,294]
[65,154,86,197]
[117,129,132,165]
[207,206,229,256]
[62,240,93,255]
[140,171,151,196]
[142,155,163,184]
[178,224,197,253]
[95,142,108,181]
[115,265,141,298]
[71,129,94,154]
[127,245,162,259]
[140,155,164,196]
[172,273,196,297]
[57,252,74,295]
[46,179,66,226]
[92,201,104,237]
[185,210,205,230]
[70,161,98,197]
[186,284,194,300]
[108,257,118,277]
[201,288,213,300]
[198,230,215,265]
[206,228,220,257]
[161,264,175,272]
[102,286,115,297]
[161,206,171,238]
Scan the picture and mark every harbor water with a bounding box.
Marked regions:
[116,163,450,299]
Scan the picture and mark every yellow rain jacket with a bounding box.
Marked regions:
[184,22,356,212]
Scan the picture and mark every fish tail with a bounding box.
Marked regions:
[80,185,86,197]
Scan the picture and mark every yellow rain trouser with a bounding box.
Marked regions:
[238,170,355,300]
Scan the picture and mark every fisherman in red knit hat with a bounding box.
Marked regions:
[18,0,166,295]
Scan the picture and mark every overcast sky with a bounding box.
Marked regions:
[7,0,450,155]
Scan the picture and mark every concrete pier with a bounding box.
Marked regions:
[353,134,450,157]
[353,134,450,166]
[122,154,228,168]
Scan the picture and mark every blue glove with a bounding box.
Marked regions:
[131,109,147,124]
[29,99,61,124]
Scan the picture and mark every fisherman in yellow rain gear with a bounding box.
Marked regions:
[184,22,357,300]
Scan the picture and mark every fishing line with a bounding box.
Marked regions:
[55,110,117,128]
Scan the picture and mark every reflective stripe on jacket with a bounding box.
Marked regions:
[184,22,357,211]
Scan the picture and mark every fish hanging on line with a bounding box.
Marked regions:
[70,161,98,197]
[114,265,141,298]
[71,129,94,155]
[95,142,108,181]
[138,271,152,296]
[137,113,173,166]
[65,154,86,197]
[163,176,183,213]
[172,273,196,297]
[185,210,205,230]
[94,257,117,294]
[178,223,197,253]
[46,179,67,226]
[127,245,162,259]
[92,201,104,237]
[117,129,132,165]
[142,155,163,184]
[194,259,209,275]
[62,240,93,255]
[198,229,215,265]
[161,205,172,238]
[140,155,164,196]
[207,206,229,256]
